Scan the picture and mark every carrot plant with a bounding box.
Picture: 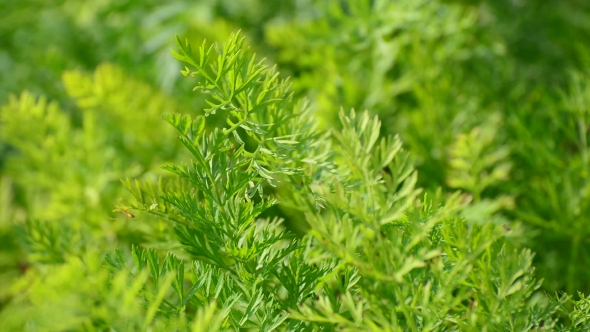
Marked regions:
[1,9,590,329]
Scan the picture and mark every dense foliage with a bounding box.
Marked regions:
[1,0,590,330]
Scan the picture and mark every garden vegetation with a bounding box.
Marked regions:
[1,0,590,330]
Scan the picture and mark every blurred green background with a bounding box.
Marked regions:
[1,0,590,321]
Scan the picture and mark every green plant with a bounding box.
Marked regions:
[3,5,590,325]
[0,63,189,321]
[4,31,582,331]
[263,0,590,297]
